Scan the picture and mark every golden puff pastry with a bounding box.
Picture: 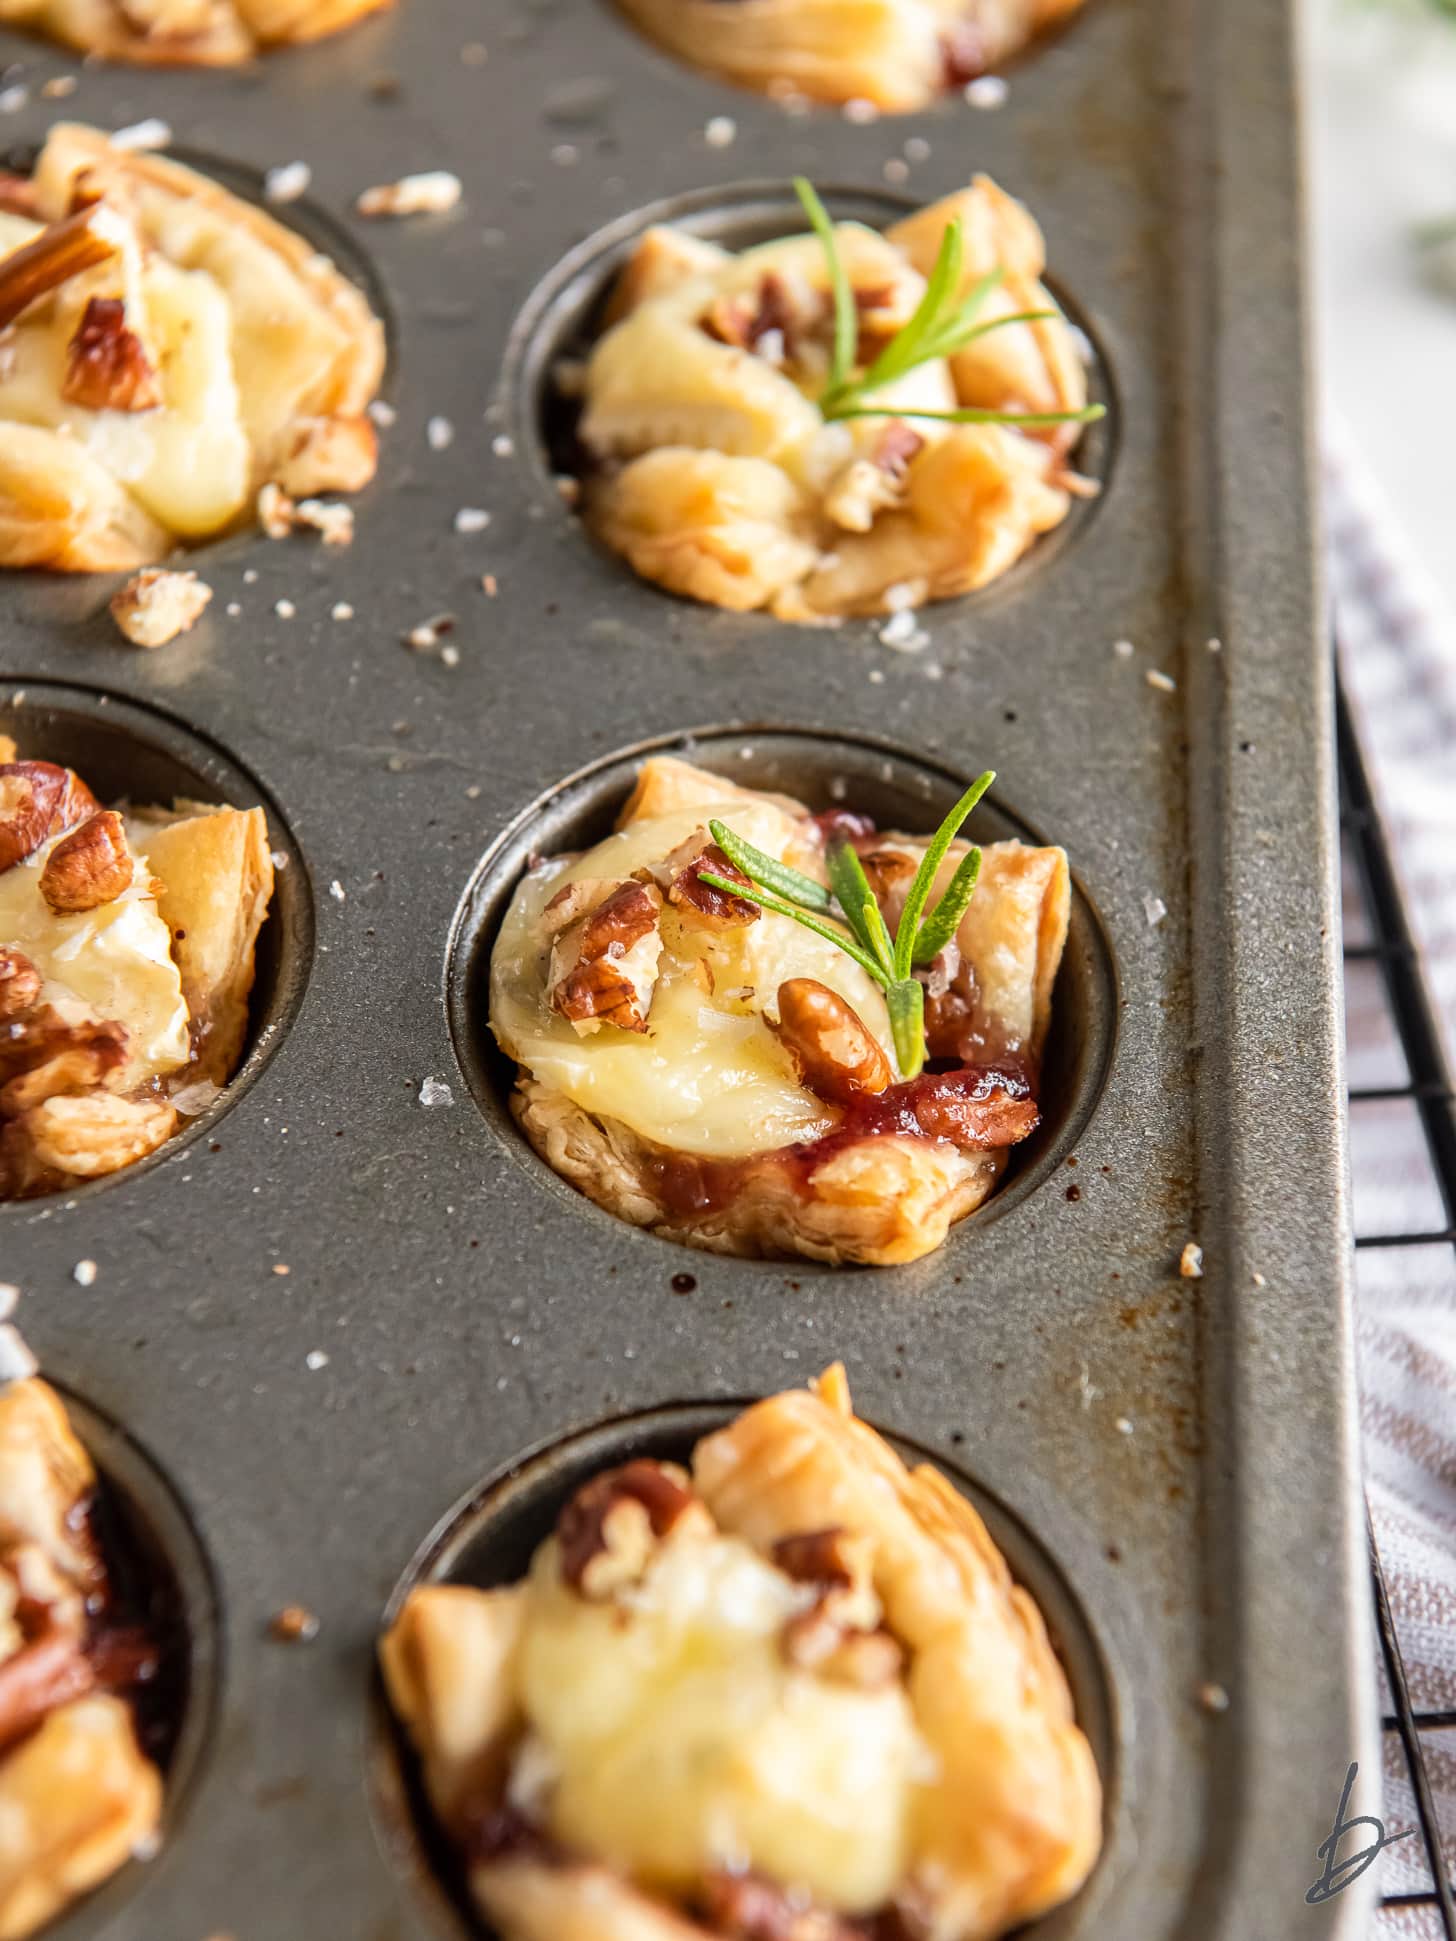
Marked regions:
[489,757,1067,1266]
[614,0,1080,109]
[381,1366,1102,1941]
[0,0,390,65]
[0,1379,165,1939]
[0,750,274,1198]
[0,125,385,570]
[573,181,1092,621]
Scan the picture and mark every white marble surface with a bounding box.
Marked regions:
[1306,0,1456,615]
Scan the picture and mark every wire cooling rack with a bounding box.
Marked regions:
[1338,672,1456,1937]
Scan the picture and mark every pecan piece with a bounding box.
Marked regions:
[771,980,891,1108]
[700,1870,869,1941]
[0,204,124,333]
[772,1525,899,1685]
[871,423,925,480]
[549,880,663,1035]
[0,950,40,1020]
[702,272,798,363]
[556,1459,712,1599]
[654,835,759,926]
[856,848,919,932]
[0,1009,128,1116]
[38,810,133,914]
[0,763,100,873]
[61,297,162,412]
[8,1092,174,1184]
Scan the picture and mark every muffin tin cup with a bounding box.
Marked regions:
[0,0,1374,1932]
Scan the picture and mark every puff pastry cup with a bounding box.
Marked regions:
[381,1365,1102,1941]
[0,1376,165,1939]
[489,757,1068,1266]
[614,0,1080,109]
[570,180,1092,621]
[0,124,385,570]
[0,0,390,65]
[0,738,274,1198]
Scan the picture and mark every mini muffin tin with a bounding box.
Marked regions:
[0,0,1375,1935]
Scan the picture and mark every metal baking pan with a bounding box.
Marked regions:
[0,0,1375,1933]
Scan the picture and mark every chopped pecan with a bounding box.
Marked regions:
[61,297,161,412]
[782,1609,903,1686]
[0,1622,96,1756]
[940,22,990,85]
[654,836,759,926]
[700,1870,869,1941]
[0,1006,128,1114]
[549,880,663,1035]
[110,568,213,648]
[772,1525,897,1684]
[857,849,918,932]
[38,810,133,914]
[0,950,40,1020]
[771,1526,866,1594]
[871,423,925,480]
[771,980,891,1108]
[556,1459,712,1599]
[0,204,126,333]
[0,763,100,874]
[702,272,799,363]
[0,175,39,220]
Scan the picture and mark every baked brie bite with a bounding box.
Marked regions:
[569,180,1093,621]
[489,757,1068,1266]
[0,0,390,65]
[614,0,1080,109]
[381,1365,1102,1941]
[0,125,385,570]
[0,739,273,1198]
[0,1376,165,1939]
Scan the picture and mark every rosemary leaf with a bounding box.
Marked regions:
[828,402,1104,429]
[825,840,882,957]
[886,979,926,1082]
[794,177,857,399]
[708,818,831,913]
[696,871,885,983]
[912,846,982,965]
[833,219,968,405]
[892,771,995,980]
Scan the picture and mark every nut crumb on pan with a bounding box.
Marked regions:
[1114,1415,1134,1436]
[965,75,1009,108]
[1146,668,1177,693]
[329,879,346,903]
[1197,1681,1231,1713]
[41,75,76,99]
[271,1263,290,1277]
[225,602,241,617]
[72,1258,97,1286]
[1251,1270,1267,1288]
[404,612,456,651]
[264,160,311,205]
[356,171,462,217]
[426,415,454,451]
[269,1605,320,1643]
[368,398,397,429]
[260,484,355,544]
[454,506,491,533]
[418,1076,453,1108]
[331,601,354,621]
[481,574,498,596]
[1113,638,1135,659]
[0,85,27,114]
[305,1349,329,1371]
[704,115,736,147]
[110,568,212,647]
[274,598,296,619]
[490,433,514,457]
[1179,1241,1204,1278]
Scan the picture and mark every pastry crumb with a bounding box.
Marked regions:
[110,117,170,151]
[454,506,491,533]
[356,171,462,217]
[1251,1270,1267,1288]
[274,598,296,620]
[368,398,398,429]
[1197,1681,1230,1713]
[1143,894,1167,926]
[269,1604,320,1643]
[405,612,456,651]
[1113,637,1135,659]
[1145,668,1177,693]
[329,880,346,903]
[491,433,514,457]
[426,415,454,451]
[419,1076,453,1107]
[331,601,354,621]
[0,85,27,114]
[0,1285,17,1320]
[481,574,498,596]
[843,96,879,123]
[1179,1241,1204,1279]
[0,1328,36,1381]
[305,1350,329,1371]
[704,115,736,148]
[883,158,910,186]
[72,1259,97,1287]
[41,75,76,99]
[1114,1415,1134,1436]
[110,568,212,648]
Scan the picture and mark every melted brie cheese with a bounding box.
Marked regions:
[491,803,895,1158]
[0,833,190,1086]
[518,1531,922,1913]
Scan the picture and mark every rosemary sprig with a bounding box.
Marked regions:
[791,177,1104,436]
[697,771,995,1081]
